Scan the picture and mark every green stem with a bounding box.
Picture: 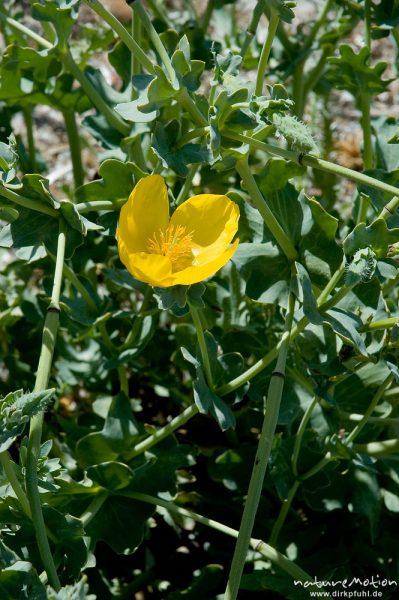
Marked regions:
[80,491,108,527]
[25,220,67,592]
[146,0,171,26]
[189,304,214,389]
[119,287,152,351]
[0,11,53,48]
[224,288,296,600]
[353,438,399,457]
[175,165,199,205]
[0,185,59,217]
[59,261,98,312]
[377,195,399,221]
[131,0,175,82]
[236,158,298,261]
[75,200,118,213]
[339,411,399,426]
[300,376,395,482]
[357,94,373,223]
[118,366,129,396]
[360,98,373,163]
[303,45,331,98]
[131,9,141,82]
[120,491,316,587]
[201,0,215,32]
[255,9,279,96]
[0,451,31,517]
[364,0,371,49]
[268,480,300,547]
[128,404,199,458]
[241,0,266,58]
[365,316,399,331]
[61,50,130,136]
[82,0,154,74]
[345,374,393,444]
[62,110,84,189]
[299,453,332,482]
[291,397,318,476]
[303,0,333,51]
[224,132,399,199]
[292,62,305,118]
[176,127,209,148]
[23,107,36,172]
[316,262,345,305]
[268,395,319,547]
[319,284,351,312]
[179,88,209,127]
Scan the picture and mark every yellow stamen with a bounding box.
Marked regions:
[148,224,193,269]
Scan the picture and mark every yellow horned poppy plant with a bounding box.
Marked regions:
[117,175,240,287]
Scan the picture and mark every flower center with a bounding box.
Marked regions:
[148,224,193,270]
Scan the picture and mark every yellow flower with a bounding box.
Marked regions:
[117,175,239,287]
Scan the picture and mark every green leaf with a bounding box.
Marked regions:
[0,207,81,261]
[85,496,154,555]
[295,262,322,325]
[232,242,291,306]
[129,436,196,496]
[47,576,96,600]
[351,467,380,542]
[372,0,399,38]
[75,159,143,204]
[166,564,224,599]
[60,201,103,235]
[327,45,391,99]
[374,117,399,171]
[343,219,399,259]
[32,0,79,49]
[87,461,134,491]
[181,346,235,430]
[152,121,208,177]
[76,393,143,467]
[0,560,47,600]
[43,507,88,579]
[147,65,180,103]
[171,35,205,92]
[0,389,54,452]
[323,308,368,356]
[267,0,296,23]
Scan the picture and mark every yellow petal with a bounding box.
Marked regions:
[117,175,170,254]
[119,249,174,287]
[171,239,239,286]
[170,194,239,261]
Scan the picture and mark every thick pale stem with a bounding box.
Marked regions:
[255,9,279,96]
[25,220,67,592]
[224,290,295,600]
